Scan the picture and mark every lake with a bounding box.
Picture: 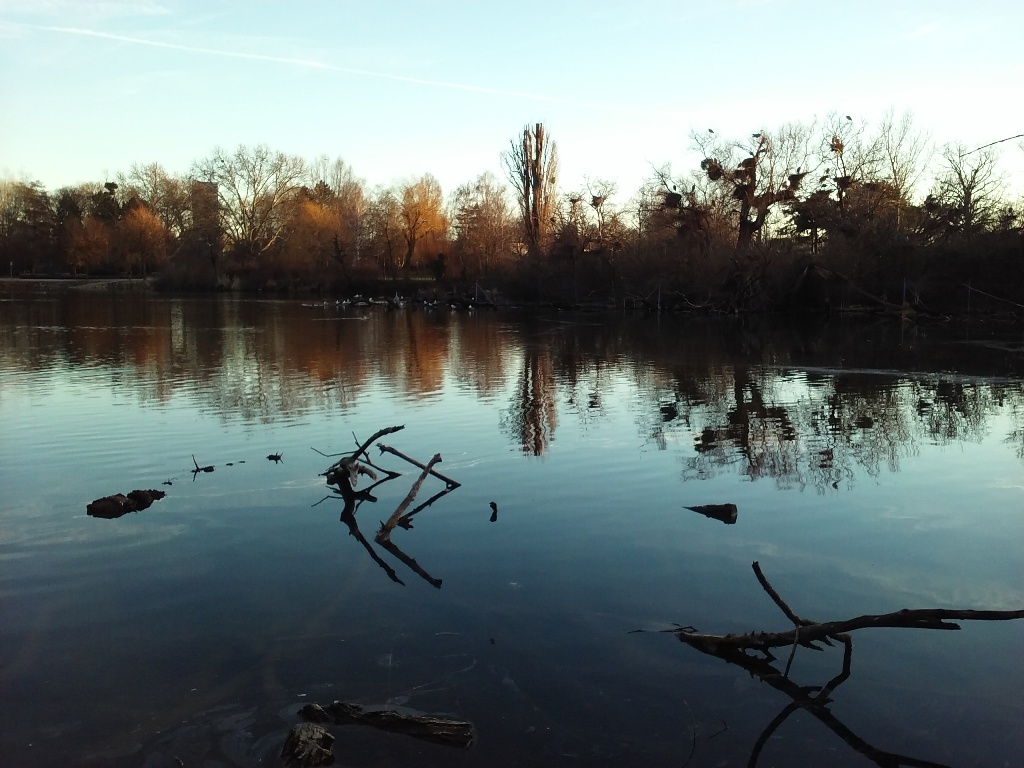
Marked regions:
[1,286,1022,768]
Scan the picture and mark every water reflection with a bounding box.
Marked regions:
[681,632,949,768]
[3,293,1024,477]
[503,349,558,455]
[2,291,1024,767]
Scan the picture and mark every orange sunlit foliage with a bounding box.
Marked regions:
[398,175,447,270]
[67,216,111,274]
[279,198,339,274]
[117,204,169,277]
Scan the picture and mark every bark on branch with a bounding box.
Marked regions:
[377,453,442,543]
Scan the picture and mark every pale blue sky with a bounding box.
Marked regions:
[1,0,1022,200]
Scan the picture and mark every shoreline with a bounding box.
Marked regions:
[0,276,153,292]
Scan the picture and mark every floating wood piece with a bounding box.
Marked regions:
[395,485,456,530]
[685,503,737,524]
[300,701,474,749]
[87,489,166,519]
[191,454,214,479]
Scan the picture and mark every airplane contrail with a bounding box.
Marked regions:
[37,24,660,116]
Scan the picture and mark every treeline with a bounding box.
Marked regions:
[1,114,1022,312]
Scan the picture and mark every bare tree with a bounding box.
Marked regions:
[877,110,930,204]
[117,163,190,237]
[819,113,884,215]
[367,186,401,278]
[449,171,514,278]
[502,123,558,257]
[875,109,931,233]
[192,144,306,264]
[693,123,815,251]
[926,143,1004,238]
[584,177,620,248]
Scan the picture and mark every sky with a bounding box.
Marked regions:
[1,0,1022,203]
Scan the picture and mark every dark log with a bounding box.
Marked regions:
[301,701,474,749]
[685,503,737,524]
[87,489,166,519]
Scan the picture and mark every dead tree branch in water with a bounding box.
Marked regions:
[655,561,1024,768]
[316,428,456,589]
[377,443,461,489]
[377,453,442,543]
[300,700,474,749]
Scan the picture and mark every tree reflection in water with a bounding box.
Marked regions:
[3,295,1023,485]
[502,350,558,455]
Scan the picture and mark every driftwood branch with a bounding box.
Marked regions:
[300,701,474,749]
[353,425,405,461]
[675,561,1024,658]
[377,453,442,543]
[319,427,460,588]
[377,443,461,488]
[662,561,1024,768]
[317,425,405,488]
[395,485,458,530]
[751,560,814,628]
[677,606,1024,657]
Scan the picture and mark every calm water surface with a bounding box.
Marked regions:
[1,289,1023,767]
